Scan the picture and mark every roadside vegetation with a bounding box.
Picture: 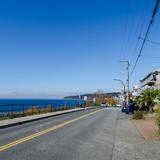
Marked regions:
[0,105,79,121]
[93,93,118,106]
[133,111,144,119]
[133,89,160,132]
[155,106,160,135]
[134,89,160,112]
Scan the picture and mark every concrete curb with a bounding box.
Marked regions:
[0,108,85,129]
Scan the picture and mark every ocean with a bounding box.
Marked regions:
[0,99,85,115]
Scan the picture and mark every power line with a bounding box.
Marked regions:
[130,0,160,76]
[129,1,150,66]
[139,36,160,45]
[141,55,160,59]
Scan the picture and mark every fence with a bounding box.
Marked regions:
[0,102,84,120]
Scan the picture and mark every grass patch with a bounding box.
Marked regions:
[0,106,78,121]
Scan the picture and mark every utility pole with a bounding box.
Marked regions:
[120,61,130,105]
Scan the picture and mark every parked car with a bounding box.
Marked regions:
[128,100,136,114]
[122,106,128,112]
[122,100,137,114]
[124,107,129,114]
[100,103,107,107]
[116,104,122,108]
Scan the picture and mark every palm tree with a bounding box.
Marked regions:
[135,95,146,111]
[135,90,160,112]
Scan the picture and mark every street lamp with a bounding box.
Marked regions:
[119,60,130,105]
[113,79,126,102]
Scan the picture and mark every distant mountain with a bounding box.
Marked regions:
[64,92,121,100]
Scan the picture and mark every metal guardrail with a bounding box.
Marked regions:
[0,103,84,119]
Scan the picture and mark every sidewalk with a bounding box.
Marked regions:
[0,108,84,129]
[133,117,160,141]
[112,112,160,160]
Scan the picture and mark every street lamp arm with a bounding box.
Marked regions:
[113,78,126,104]
[113,79,125,88]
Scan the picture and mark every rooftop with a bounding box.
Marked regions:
[140,69,160,83]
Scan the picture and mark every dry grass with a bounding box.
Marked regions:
[0,106,76,120]
[155,107,160,135]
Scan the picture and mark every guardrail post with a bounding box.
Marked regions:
[23,105,25,116]
[39,105,40,114]
[51,104,52,112]
[11,105,13,119]
[45,105,47,113]
[32,105,33,115]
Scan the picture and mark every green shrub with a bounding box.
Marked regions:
[133,111,143,119]
[155,107,160,135]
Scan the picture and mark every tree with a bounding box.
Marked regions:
[135,89,160,112]
[94,93,108,105]
[106,97,118,106]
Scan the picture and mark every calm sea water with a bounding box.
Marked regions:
[0,99,84,113]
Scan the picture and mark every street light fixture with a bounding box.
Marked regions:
[113,78,126,102]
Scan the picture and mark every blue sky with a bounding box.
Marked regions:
[0,0,159,98]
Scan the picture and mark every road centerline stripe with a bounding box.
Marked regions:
[0,109,100,152]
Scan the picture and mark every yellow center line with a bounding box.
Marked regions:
[0,109,100,152]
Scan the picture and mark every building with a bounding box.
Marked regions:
[140,69,160,90]
[132,84,141,96]
[133,69,160,96]
[155,71,160,90]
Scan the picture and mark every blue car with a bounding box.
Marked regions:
[122,106,129,114]
[125,107,129,114]
[122,106,127,112]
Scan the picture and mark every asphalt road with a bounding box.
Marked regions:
[0,107,119,160]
